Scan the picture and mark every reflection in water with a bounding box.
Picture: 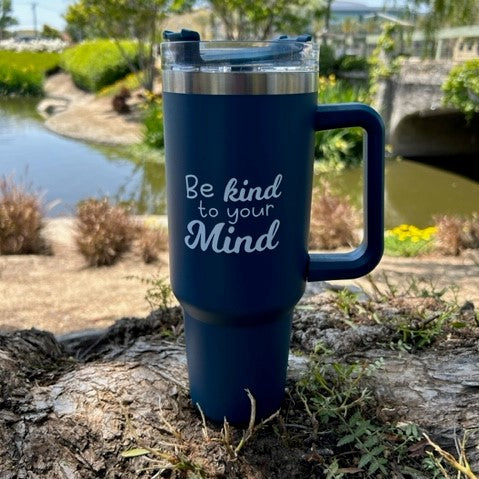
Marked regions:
[0,98,166,216]
[318,158,479,228]
[1,98,477,226]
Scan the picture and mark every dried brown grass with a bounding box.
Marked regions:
[138,225,168,264]
[0,177,49,255]
[75,198,136,267]
[309,182,360,250]
[434,213,479,256]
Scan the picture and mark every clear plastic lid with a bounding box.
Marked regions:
[161,29,318,73]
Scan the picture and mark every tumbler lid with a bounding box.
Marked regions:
[162,29,313,69]
[161,29,318,95]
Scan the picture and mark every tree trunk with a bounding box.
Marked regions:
[1,304,478,478]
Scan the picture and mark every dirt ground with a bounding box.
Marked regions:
[38,73,143,145]
[0,218,169,334]
[0,218,477,335]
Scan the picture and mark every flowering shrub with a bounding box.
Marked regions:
[385,224,437,257]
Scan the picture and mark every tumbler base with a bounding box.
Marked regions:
[184,310,293,424]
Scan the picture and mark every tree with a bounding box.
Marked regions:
[0,0,18,40]
[207,0,325,40]
[42,24,63,40]
[64,0,193,91]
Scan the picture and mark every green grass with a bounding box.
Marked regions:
[61,39,139,92]
[0,50,60,95]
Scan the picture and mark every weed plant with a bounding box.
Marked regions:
[296,353,430,478]
[61,39,139,92]
[75,198,136,266]
[0,177,49,254]
[0,50,60,95]
[309,182,360,250]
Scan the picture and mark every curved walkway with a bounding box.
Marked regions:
[38,73,142,146]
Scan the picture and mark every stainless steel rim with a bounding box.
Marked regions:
[162,71,318,95]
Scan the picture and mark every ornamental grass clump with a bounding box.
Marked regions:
[75,198,136,267]
[384,224,437,257]
[434,213,479,256]
[0,177,49,254]
[309,183,360,250]
[138,219,168,264]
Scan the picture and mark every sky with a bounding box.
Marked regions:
[12,0,70,30]
[11,0,404,31]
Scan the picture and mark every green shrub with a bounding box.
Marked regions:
[61,39,139,92]
[75,198,136,266]
[319,43,336,75]
[443,59,479,119]
[338,54,369,73]
[143,98,164,149]
[315,76,366,168]
[0,50,60,95]
[0,177,49,254]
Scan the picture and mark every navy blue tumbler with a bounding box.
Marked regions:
[161,30,384,424]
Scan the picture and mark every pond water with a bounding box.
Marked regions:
[1,98,478,228]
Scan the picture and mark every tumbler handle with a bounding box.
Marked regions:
[307,103,385,281]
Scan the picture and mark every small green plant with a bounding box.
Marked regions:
[309,182,360,250]
[142,276,173,312]
[334,289,360,317]
[0,176,49,254]
[296,352,437,478]
[61,39,139,92]
[75,198,136,266]
[0,50,60,95]
[443,59,479,120]
[392,308,456,352]
[384,224,437,257]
